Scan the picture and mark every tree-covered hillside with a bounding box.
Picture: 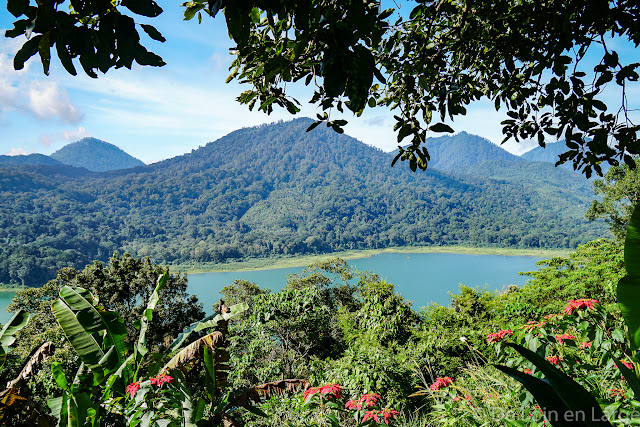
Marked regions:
[0,119,606,287]
[423,132,521,171]
[0,154,63,167]
[50,138,145,172]
[521,140,612,175]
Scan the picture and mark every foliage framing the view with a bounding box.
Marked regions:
[5,0,639,176]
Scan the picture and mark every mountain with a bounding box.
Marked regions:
[423,131,521,171]
[0,118,605,287]
[50,138,145,172]
[0,153,63,166]
[520,140,611,175]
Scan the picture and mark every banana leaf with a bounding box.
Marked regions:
[136,272,168,357]
[618,203,640,353]
[51,299,105,380]
[0,309,29,367]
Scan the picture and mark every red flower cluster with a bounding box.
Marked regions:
[523,368,532,375]
[304,383,342,401]
[150,374,174,387]
[345,392,381,410]
[430,377,454,391]
[610,388,626,398]
[486,329,513,343]
[580,341,593,349]
[546,356,562,366]
[126,381,140,398]
[453,394,472,402]
[621,360,634,370]
[362,408,399,424]
[562,299,599,315]
[555,334,577,344]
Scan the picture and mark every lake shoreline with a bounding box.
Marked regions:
[170,245,569,275]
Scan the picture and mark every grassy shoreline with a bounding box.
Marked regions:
[170,245,570,275]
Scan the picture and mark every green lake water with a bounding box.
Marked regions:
[0,252,543,323]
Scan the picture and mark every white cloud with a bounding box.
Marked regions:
[64,126,91,140]
[28,80,82,123]
[0,36,83,124]
[4,147,27,156]
[37,126,92,149]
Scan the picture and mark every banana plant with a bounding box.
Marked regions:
[496,202,640,426]
[0,308,29,370]
[48,273,169,425]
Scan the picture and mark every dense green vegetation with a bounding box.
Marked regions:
[0,119,605,288]
[522,140,612,175]
[0,235,629,425]
[0,154,63,167]
[50,138,146,172]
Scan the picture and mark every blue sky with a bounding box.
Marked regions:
[1,3,637,164]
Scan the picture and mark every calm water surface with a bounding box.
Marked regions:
[187,252,542,313]
[0,253,542,323]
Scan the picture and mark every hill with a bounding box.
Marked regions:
[0,153,63,167]
[50,138,145,172]
[423,132,520,171]
[0,119,606,287]
[520,140,611,175]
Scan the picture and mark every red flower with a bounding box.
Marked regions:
[486,329,513,343]
[580,341,593,349]
[303,387,319,401]
[523,368,532,375]
[562,299,599,315]
[360,392,381,407]
[453,394,472,402]
[621,360,634,370]
[555,334,577,344]
[126,381,140,398]
[430,377,454,390]
[319,383,342,399]
[345,399,363,410]
[363,410,380,423]
[546,356,561,366]
[381,408,399,424]
[610,388,626,398]
[150,374,174,387]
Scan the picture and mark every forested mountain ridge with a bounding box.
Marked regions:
[0,118,606,287]
[0,153,63,167]
[521,140,612,175]
[50,137,146,172]
[422,132,521,171]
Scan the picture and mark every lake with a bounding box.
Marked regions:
[187,252,542,314]
[0,252,543,323]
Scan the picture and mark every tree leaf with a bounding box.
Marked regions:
[140,24,166,42]
[121,0,163,17]
[13,35,41,70]
[429,123,454,133]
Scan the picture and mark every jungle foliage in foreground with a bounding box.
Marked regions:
[0,235,629,425]
[0,119,604,288]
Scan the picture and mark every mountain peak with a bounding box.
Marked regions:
[423,132,520,171]
[51,138,145,172]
